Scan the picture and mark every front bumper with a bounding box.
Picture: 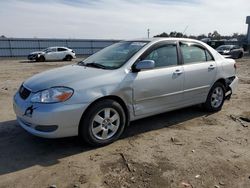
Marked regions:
[27,54,37,60]
[13,92,89,138]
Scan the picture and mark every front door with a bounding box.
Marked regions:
[45,48,58,60]
[132,43,184,116]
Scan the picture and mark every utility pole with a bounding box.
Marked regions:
[246,16,250,48]
[147,29,150,38]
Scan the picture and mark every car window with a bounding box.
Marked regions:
[205,50,213,61]
[80,41,148,69]
[50,48,57,52]
[58,48,67,52]
[143,44,178,68]
[180,44,211,64]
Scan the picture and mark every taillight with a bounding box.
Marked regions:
[234,63,237,69]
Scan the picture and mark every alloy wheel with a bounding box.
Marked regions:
[91,108,120,140]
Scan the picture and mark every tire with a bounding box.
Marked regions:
[203,82,226,112]
[79,99,126,146]
[36,55,45,62]
[64,55,72,61]
[238,52,243,59]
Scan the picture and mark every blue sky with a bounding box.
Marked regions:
[0,0,249,39]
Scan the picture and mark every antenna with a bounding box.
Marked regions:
[182,25,189,35]
[147,29,150,38]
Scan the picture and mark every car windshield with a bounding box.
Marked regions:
[78,41,148,69]
[216,45,233,50]
[42,48,53,53]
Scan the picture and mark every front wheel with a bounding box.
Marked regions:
[36,55,45,62]
[203,82,225,112]
[79,99,126,146]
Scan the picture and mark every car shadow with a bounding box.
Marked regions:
[123,106,208,138]
[0,106,209,175]
[19,60,38,63]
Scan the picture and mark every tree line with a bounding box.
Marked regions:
[154,30,246,42]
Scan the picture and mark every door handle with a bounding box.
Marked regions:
[208,65,216,70]
[174,69,183,75]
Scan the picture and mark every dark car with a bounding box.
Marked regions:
[216,45,244,59]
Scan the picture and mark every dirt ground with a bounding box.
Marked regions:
[0,56,250,188]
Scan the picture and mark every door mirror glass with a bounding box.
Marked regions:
[134,60,155,71]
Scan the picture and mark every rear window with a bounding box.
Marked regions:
[58,48,67,52]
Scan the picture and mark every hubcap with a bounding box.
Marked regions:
[211,87,224,108]
[91,108,120,140]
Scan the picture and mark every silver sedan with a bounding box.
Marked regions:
[13,38,238,146]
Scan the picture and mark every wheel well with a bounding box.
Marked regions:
[65,54,72,59]
[239,52,243,57]
[37,55,45,61]
[216,78,226,86]
[215,78,228,90]
[78,96,130,132]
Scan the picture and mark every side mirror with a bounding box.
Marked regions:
[133,60,155,72]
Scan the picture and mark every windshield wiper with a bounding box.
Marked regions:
[77,61,115,69]
[77,61,86,66]
[85,62,109,69]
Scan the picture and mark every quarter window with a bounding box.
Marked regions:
[143,44,178,68]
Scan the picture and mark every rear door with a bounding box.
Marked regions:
[132,42,184,116]
[57,47,68,60]
[180,42,217,105]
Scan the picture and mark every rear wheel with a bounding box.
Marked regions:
[79,99,126,146]
[64,55,72,61]
[238,52,243,59]
[203,82,225,112]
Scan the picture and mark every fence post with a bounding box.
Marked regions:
[8,39,13,57]
[91,40,94,55]
[38,40,41,50]
[66,39,68,48]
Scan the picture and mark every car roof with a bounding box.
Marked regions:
[124,37,206,44]
[47,46,70,49]
[127,37,195,41]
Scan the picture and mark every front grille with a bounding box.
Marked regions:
[19,85,31,100]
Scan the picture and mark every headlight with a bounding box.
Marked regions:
[31,87,74,103]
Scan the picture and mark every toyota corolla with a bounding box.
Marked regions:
[13,38,238,146]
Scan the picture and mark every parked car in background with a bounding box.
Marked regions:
[28,47,76,62]
[14,38,238,146]
[216,45,244,59]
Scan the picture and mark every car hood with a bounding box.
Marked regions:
[23,65,115,92]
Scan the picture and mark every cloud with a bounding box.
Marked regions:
[0,0,249,39]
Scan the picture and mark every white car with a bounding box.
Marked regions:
[28,47,76,62]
